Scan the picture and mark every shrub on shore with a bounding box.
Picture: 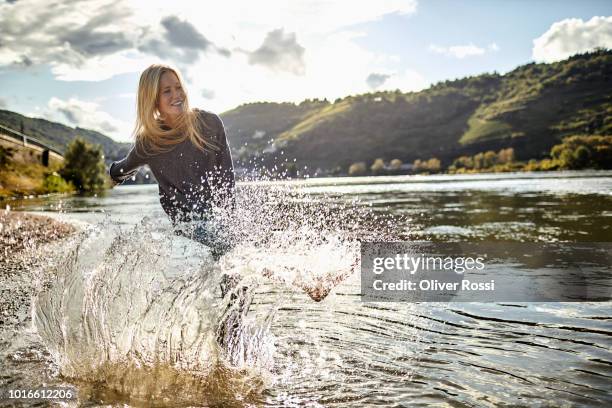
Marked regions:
[41,172,74,193]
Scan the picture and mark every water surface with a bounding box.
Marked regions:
[1,170,611,407]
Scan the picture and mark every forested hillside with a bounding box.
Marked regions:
[221,49,611,173]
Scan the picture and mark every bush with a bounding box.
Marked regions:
[483,150,497,167]
[40,172,74,193]
[413,157,441,173]
[0,146,14,168]
[348,162,367,176]
[370,158,385,175]
[389,159,402,170]
[449,148,516,173]
[59,137,107,192]
[284,162,298,178]
[497,148,515,164]
[573,145,591,168]
[549,135,612,169]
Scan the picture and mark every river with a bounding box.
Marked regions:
[1,170,611,407]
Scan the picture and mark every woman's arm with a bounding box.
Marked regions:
[109,145,147,185]
[211,114,236,207]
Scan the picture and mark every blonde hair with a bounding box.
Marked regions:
[132,64,219,156]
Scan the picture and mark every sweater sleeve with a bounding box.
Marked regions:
[109,145,147,184]
[211,113,236,207]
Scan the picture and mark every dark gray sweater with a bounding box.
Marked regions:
[109,109,235,223]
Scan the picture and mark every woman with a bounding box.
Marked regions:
[109,63,235,259]
[111,64,343,313]
[110,64,246,350]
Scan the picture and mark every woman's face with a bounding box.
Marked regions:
[157,71,185,126]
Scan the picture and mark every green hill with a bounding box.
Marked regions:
[221,48,612,172]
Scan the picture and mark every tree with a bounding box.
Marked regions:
[0,146,14,168]
[330,165,343,176]
[413,157,441,173]
[284,162,298,178]
[59,137,107,192]
[572,145,591,168]
[389,159,402,170]
[483,150,497,168]
[348,162,367,176]
[370,158,385,175]
[548,135,611,170]
[497,147,515,164]
[451,156,473,170]
[426,157,441,172]
[41,172,74,193]
[473,152,484,169]
[551,144,564,161]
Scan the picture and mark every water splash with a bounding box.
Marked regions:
[31,178,402,403]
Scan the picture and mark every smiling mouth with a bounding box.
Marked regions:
[171,101,183,107]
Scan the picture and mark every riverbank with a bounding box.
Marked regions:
[0,211,76,331]
[0,160,75,199]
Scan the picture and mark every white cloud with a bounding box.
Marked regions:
[365,69,426,91]
[0,0,421,112]
[51,52,163,82]
[429,42,499,59]
[381,69,427,92]
[247,28,306,75]
[0,0,139,75]
[532,16,612,63]
[200,89,215,99]
[185,30,428,112]
[366,72,391,89]
[0,0,417,77]
[41,97,133,141]
[183,0,418,38]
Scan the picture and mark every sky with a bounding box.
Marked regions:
[0,0,611,142]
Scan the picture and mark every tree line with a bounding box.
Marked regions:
[342,135,611,176]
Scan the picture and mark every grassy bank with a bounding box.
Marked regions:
[0,161,74,199]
